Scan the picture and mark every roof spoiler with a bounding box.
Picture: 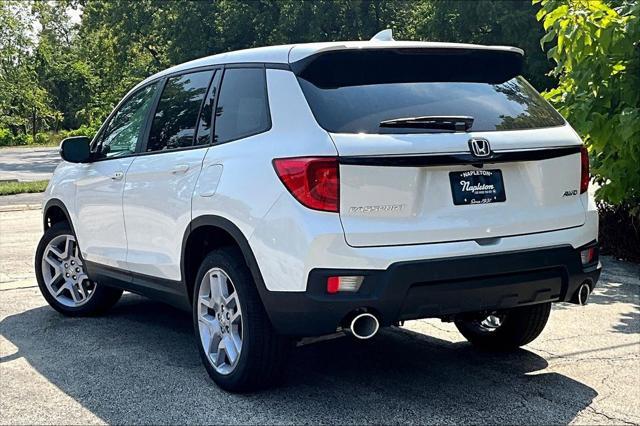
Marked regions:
[291,47,525,88]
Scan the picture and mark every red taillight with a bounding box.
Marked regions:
[580,146,589,194]
[273,157,339,212]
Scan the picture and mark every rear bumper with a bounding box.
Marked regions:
[260,244,601,336]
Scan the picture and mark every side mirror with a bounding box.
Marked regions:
[60,136,91,163]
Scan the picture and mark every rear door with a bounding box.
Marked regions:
[296,48,586,247]
[122,69,219,280]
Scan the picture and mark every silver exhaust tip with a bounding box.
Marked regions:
[578,282,591,306]
[348,313,380,339]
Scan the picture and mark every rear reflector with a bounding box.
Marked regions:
[580,247,597,265]
[273,157,339,212]
[580,146,589,194]
[326,276,363,294]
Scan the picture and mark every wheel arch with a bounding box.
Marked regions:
[181,215,270,307]
[43,199,75,234]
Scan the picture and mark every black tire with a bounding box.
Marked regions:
[455,303,551,351]
[192,248,291,392]
[35,223,123,316]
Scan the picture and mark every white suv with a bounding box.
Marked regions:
[36,35,601,392]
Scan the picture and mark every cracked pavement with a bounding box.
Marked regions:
[1,209,639,424]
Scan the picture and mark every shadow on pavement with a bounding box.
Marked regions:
[553,279,640,335]
[1,294,598,424]
[590,282,640,335]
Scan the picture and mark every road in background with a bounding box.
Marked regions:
[1,209,639,425]
[0,147,60,182]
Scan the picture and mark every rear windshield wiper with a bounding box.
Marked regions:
[379,116,474,132]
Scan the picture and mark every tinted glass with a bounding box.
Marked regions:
[147,70,214,152]
[97,83,158,158]
[214,68,270,144]
[195,71,221,146]
[298,76,565,134]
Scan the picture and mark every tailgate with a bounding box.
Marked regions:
[335,128,586,247]
[293,45,586,247]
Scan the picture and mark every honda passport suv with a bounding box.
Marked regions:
[36,32,601,392]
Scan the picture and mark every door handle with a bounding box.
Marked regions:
[171,164,190,174]
[111,171,124,180]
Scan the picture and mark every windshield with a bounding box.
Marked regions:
[298,76,565,134]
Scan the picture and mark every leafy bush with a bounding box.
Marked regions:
[536,0,639,215]
[27,132,49,145]
[0,128,13,146]
[44,132,67,146]
[62,121,101,141]
[0,128,28,146]
[598,202,640,263]
[0,122,103,147]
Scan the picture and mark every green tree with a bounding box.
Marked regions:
[75,0,170,121]
[72,0,412,124]
[0,0,566,142]
[0,1,56,138]
[32,1,92,130]
[405,0,556,90]
[537,0,639,212]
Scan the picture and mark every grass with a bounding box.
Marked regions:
[0,180,49,196]
[0,142,60,148]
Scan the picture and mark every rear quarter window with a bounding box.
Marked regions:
[214,68,270,144]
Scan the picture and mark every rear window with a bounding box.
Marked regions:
[296,50,564,134]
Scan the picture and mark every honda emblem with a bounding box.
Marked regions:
[469,138,491,158]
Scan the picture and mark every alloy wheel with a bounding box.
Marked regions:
[41,234,95,307]
[197,268,243,375]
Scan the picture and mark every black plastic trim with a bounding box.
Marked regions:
[223,62,263,69]
[137,77,167,154]
[42,199,74,233]
[180,215,277,318]
[84,260,190,311]
[80,215,269,313]
[265,62,291,70]
[193,69,220,148]
[339,145,581,167]
[261,244,601,336]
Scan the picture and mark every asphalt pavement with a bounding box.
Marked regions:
[0,147,60,182]
[1,209,639,425]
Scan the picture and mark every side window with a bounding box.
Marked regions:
[146,70,214,152]
[214,68,270,144]
[195,71,222,146]
[97,83,158,159]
